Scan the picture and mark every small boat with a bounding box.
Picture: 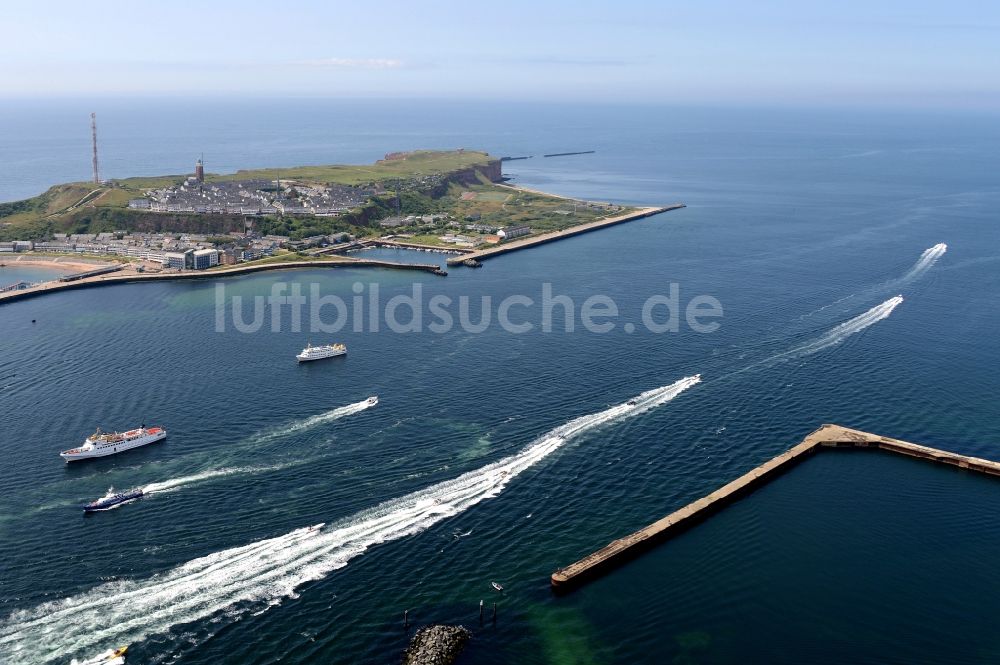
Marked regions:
[627,399,638,406]
[71,645,128,665]
[61,426,166,462]
[84,487,143,513]
[491,581,504,592]
[296,342,347,363]
[307,523,325,533]
[366,396,379,406]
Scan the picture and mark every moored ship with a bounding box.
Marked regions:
[296,342,347,362]
[60,426,167,462]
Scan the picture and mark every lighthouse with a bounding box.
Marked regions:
[195,156,205,183]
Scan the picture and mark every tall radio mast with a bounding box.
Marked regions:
[90,112,100,184]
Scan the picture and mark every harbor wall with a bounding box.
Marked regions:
[446,204,684,266]
[551,424,1000,592]
[0,258,442,305]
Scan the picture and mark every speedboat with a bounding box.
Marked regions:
[307,523,325,533]
[491,581,504,592]
[84,487,143,513]
[366,396,379,406]
[71,645,128,665]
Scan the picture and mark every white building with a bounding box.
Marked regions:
[192,248,219,270]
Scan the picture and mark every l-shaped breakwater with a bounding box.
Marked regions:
[446,204,684,266]
[0,258,443,305]
[551,424,1000,592]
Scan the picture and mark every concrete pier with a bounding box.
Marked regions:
[551,424,1000,591]
[446,204,685,266]
[0,257,442,305]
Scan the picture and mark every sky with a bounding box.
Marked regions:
[2,0,999,108]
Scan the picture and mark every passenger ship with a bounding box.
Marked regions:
[296,342,347,362]
[60,426,167,462]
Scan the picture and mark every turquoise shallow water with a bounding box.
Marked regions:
[0,102,998,664]
[0,264,71,285]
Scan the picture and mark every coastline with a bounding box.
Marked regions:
[2,186,687,303]
[0,257,442,305]
[0,255,117,273]
[446,203,685,266]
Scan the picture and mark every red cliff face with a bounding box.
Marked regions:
[481,159,502,183]
[442,159,502,188]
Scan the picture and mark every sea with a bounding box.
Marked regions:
[0,99,999,664]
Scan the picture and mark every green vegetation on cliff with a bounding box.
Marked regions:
[0,151,499,241]
[0,150,632,244]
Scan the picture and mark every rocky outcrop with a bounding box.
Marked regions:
[402,625,471,665]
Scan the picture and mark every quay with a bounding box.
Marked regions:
[551,424,1000,592]
[363,239,470,255]
[446,204,685,266]
[58,264,123,281]
[0,257,443,305]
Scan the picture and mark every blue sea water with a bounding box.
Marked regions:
[0,100,999,664]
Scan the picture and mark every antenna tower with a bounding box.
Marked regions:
[90,113,100,184]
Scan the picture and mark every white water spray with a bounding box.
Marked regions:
[248,397,377,444]
[899,243,947,283]
[136,398,378,496]
[788,295,904,357]
[0,377,699,664]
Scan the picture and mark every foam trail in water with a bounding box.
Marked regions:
[785,295,903,358]
[898,242,947,282]
[249,397,377,444]
[797,244,944,323]
[141,465,289,494]
[0,377,699,664]
[140,397,377,495]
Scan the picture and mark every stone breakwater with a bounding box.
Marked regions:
[402,625,472,665]
[552,424,1000,591]
[446,203,685,266]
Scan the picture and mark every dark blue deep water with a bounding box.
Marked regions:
[1,101,999,664]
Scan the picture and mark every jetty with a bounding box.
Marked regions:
[551,424,1000,592]
[0,257,443,305]
[446,204,684,266]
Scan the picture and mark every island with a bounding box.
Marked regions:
[0,150,683,302]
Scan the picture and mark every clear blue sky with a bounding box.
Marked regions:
[3,0,998,108]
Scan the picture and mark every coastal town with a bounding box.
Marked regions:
[126,160,373,217]
[0,149,676,304]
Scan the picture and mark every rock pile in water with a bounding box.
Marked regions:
[402,624,472,665]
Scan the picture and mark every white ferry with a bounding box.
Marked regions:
[296,342,347,363]
[60,426,167,462]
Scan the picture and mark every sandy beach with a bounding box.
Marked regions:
[0,255,116,273]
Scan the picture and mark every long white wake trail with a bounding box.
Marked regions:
[899,243,947,283]
[139,398,378,495]
[0,377,700,664]
[786,295,904,358]
[250,397,378,444]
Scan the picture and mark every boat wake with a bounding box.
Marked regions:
[898,243,947,283]
[249,397,378,444]
[143,467,265,495]
[783,296,904,359]
[0,377,700,664]
[797,243,944,323]
[135,398,379,494]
